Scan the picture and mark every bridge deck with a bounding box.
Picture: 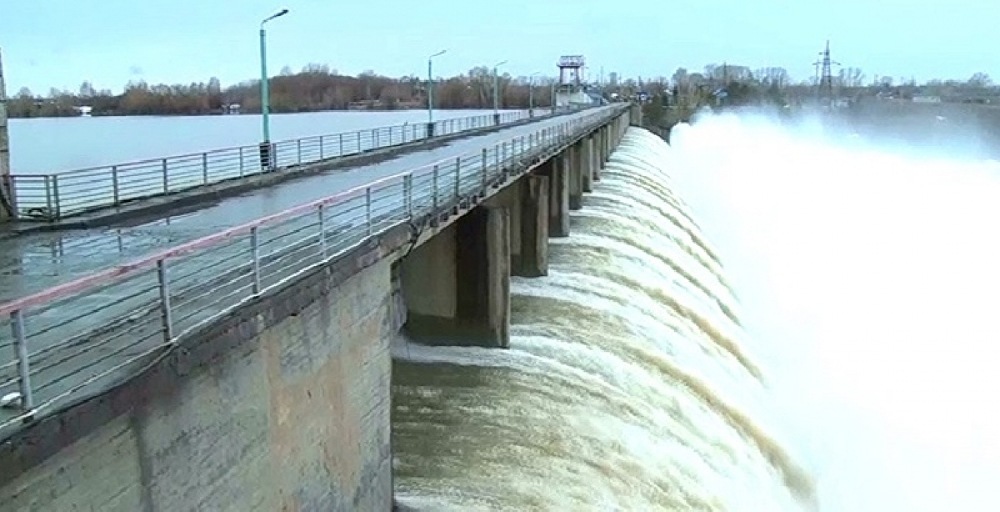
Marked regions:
[0,105,625,441]
[0,110,592,304]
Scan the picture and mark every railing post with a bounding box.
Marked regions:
[297,138,303,165]
[338,133,344,156]
[320,135,325,159]
[403,174,413,218]
[51,175,60,219]
[454,157,461,198]
[482,148,489,187]
[156,260,174,342]
[239,147,245,178]
[111,165,120,205]
[43,175,53,218]
[10,310,34,411]
[365,187,373,236]
[202,153,209,185]
[372,129,378,149]
[318,204,327,257]
[250,227,261,294]
[432,164,439,209]
[357,131,362,153]
[161,158,169,193]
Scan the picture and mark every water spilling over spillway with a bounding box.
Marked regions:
[391,128,814,511]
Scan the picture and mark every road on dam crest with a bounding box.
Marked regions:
[0,110,596,303]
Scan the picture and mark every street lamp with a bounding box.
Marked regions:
[427,49,446,132]
[259,7,288,168]
[528,72,542,117]
[550,81,557,114]
[492,60,507,121]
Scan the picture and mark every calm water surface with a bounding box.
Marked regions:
[9,109,518,174]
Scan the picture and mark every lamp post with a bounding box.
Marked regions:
[528,72,541,118]
[550,82,557,114]
[259,8,288,170]
[492,60,507,125]
[427,49,446,137]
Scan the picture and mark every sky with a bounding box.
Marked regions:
[0,0,996,94]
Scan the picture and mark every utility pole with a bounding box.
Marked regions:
[0,47,12,220]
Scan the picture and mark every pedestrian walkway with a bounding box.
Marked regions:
[0,109,594,304]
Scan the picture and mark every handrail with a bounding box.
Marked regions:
[7,108,575,221]
[0,169,406,318]
[0,104,627,438]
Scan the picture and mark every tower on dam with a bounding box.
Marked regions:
[556,55,594,109]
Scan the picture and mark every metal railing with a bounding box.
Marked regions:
[7,110,546,221]
[0,104,625,438]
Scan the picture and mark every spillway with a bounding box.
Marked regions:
[391,127,813,511]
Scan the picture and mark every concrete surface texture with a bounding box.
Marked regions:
[0,256,399,512]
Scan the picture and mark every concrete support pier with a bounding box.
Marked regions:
[518,175,549,277]
[568,144,584,211]
[401,205,511,348]
[548,157,570,237]
[629,103,643,127]
[581,137,594,193]
[593,131,604,182]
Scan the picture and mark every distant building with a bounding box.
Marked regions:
[912,95,942,103]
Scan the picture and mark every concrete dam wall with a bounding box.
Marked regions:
[0,110,630,511]
[1,256,401,511]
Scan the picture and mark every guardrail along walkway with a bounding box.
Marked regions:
[7,110,540,220]
[0,105,625,441]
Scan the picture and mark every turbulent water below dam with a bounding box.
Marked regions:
[392,110,1000,511]
[392,127,812,511]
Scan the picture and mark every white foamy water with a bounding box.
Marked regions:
[668,109,1000,512]
[392,128,813,511]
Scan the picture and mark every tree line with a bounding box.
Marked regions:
[7,64,558,118]
[622,63,1000,138]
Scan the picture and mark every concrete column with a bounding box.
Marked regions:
[486,183,521,275]
[518,175,549,277]
[549,156,570,238]
[602,127,610,164]
[592,133,602,182]
[400,206,511,348]
[630,103,643,126]
[472,206,510,348]
[581,137,594,193]
[568,143,583,210]
[0,49,10,221]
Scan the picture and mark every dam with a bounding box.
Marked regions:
[0,98,841,510]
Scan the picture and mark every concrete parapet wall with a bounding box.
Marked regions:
[0,231,406,511]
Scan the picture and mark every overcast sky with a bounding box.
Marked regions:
[1,0,995,93]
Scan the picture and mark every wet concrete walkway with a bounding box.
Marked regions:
[0,110,591,304]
